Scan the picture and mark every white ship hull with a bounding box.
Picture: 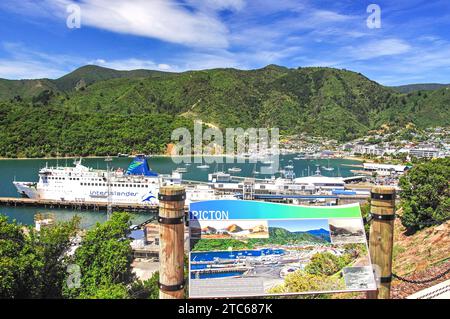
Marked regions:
[12,157,174,206]
[14,181,160,205]
[13,156,238,206]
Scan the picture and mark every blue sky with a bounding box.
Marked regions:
[0,0,449,85]
[269,219,329,232]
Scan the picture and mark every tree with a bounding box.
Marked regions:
[0,215,80,298]
[399,158,450,232]
[304,252,351,276]
[268,270,344,298]
[32,90,54,106]
[64,212,135,299]
[129,272,160,299]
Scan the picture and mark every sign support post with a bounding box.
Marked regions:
[367,186,396,299]
[158,186,186,299]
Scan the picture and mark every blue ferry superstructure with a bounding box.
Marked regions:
[13,156,182,206]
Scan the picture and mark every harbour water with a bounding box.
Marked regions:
[0,156,361,227]
[190,248,286,279]
[191,248,285,264]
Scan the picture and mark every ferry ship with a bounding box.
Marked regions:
[13,155,182,206]
[207,166,346,197]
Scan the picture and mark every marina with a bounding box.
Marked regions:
[0,155,369,226]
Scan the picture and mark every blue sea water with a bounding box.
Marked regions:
[0,156,361,227]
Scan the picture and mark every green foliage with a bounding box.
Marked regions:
[191,227,327,251]
[1,65,449,157]
[192,239,253,251]
[0,102,194,158]
[0,212,166,299]
[304,252,352,276]
[32,89,54,106]
[268,270,344,297]
[392,84,450,94]
[63,212,135,299]
[0,215,80,298]
[360,201,371,235]
[129,272,160,299]
[399,158,450,232]
[130,255,190,299]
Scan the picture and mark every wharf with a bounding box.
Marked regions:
[0,197,160,212]
[0,193,370,211]
[191,266,253,275]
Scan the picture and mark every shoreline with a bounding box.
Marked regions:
[0,154,240,160]
[341,156,371,163]
[0,154,365,162]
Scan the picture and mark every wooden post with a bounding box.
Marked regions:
[158,186,186,299]
[367,186,396,299]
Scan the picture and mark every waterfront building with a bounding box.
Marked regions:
[363,163,409,176]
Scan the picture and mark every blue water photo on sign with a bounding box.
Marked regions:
[188,200,376,298]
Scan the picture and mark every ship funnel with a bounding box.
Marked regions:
[126,155,158,177]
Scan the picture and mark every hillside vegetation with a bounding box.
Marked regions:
[0,65,449,157]
[391,83,450,93]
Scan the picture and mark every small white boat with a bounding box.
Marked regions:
[228,167,242,173]
[175,167,188,173]
[322,159,335,171]
[197,164,210,169]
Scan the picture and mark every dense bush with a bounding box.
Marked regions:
[399,158,450,232]
[305,252,352,276]
[0,103,194,158]
[0,212,163,299]
[0,215,79,298]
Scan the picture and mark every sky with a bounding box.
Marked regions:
[0,0,449,85]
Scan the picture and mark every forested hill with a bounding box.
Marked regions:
[391,83,450,93]
[0,65,449,158]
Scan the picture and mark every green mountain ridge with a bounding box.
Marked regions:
[391,83,450,94]
[0,65,172,100]
[0,64,449,158]
[262,227,328,244]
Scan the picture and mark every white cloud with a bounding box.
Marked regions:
[349,38,412,60]
[91,58,174,71]
[0,42,79,79]
[2,0,450,86]
[0,43,175,79]
[0,61,66,80]
[186,0,245,12]
[311,9,353,23]
[7,0,232,49]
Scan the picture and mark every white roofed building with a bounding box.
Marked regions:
[363,163,409,176]
[293,176,345,191]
